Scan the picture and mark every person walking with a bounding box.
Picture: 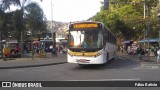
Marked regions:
[50,45,57,57]
[154,46,158,58]
[137,45,144,62]
[157,48,160,63]
[15,43,20,55]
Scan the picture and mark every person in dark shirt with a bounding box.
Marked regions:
[50,45,57,57]
[137,45,144,62]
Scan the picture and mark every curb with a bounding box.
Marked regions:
[0,62,67,69]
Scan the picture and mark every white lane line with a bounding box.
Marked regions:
[64,78,140,81]
[134,66,159,69]
[143,64,160,65]
[151,66,159,69]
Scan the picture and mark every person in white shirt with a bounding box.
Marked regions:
[157,48,160,63]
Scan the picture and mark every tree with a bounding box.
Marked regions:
[25,2,47,59]
[1,0,45,57]
[0,4,5,58]
[25,2,47,36]
[92,0,159,44]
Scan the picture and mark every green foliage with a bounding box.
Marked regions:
[11,10,23,42]
[25,2,47,36]
[1,0,47,39]
[92,0,159,43]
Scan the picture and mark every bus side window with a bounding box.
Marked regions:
[103,31,107,46]
[106,31,109,42]
[111,35,113,44]
[108,32,110,43]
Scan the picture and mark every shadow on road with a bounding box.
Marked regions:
[71,57,141,70]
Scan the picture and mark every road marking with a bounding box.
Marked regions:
[64,78,141,81]
[143,64,160,65]
[151,66,159,69]
[134,66,159,69]
[117,57,124,60]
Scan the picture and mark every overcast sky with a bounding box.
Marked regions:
[33,0,103,22]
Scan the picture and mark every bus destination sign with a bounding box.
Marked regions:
[73,23,98,29]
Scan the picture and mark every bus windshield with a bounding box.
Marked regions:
[68,29,103,50]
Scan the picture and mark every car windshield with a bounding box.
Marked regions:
[68,29,103,49]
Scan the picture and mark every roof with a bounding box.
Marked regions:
[122,40,133,44]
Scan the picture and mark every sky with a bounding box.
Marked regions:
[33,0,103,22]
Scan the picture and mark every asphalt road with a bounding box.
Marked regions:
[0,54,160,90]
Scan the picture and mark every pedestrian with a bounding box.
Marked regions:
[157,48,160,63]
[23,43,28,57]
[137,45,144,62]
[50,45,57,57]
[154,46,158,58]
[15,43,20,57]
[120,46,123,53]
[127,46,131,54]
[131,47,134,56]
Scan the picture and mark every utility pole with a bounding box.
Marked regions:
[143,3,150,52]
[143,3,146,51]
[158,0,160,47]
[51,0,56,55]
[0,12,3,59]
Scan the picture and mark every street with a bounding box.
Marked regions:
[0,53,159,80]
[0,53,160,90]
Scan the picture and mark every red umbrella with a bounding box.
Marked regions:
[33,41,40,44]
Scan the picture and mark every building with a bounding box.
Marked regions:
[46,21,69,42]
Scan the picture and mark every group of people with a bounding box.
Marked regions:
[133,45,159,62]
[121,44,160,63]
[49,43,67,57]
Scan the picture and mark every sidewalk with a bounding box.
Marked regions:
[0,53,67,69]
[117,52,157,63]
[0,52,157,69]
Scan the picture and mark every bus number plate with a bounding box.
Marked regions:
[77,59,86,63]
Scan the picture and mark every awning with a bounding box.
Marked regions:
[8,40,18,43]
[33,41,40,44]
[138,38,159,43]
